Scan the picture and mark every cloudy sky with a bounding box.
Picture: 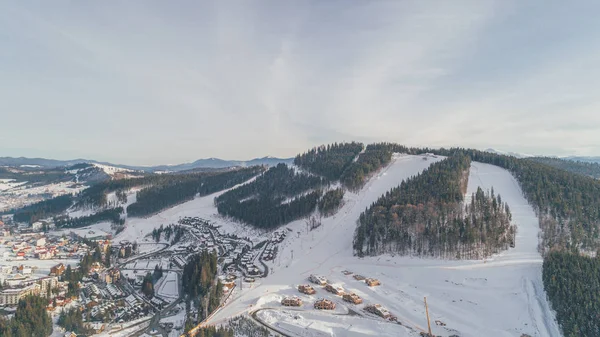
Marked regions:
[1,1,599,165]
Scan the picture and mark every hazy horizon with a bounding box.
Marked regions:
[2,1,600,165]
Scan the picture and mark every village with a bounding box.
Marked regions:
[0,213,292,336]
[276,272,398,322]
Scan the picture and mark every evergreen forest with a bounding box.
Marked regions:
[0,295,54,337]
[294,142,363,180]
[354,155,515,258]
[216,163,325,229]
[127,166,263,217]
[543,252,600,337]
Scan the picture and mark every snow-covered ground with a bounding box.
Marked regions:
[156,271,179,301]
[160,303,187,337]
[0,180,86,212]
[113,176,265,245]
[52,221,114,239]
[205,155,561,337]
[0,179,27,191]
[257,308,410,337]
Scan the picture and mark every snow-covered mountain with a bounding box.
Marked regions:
[483,148,533,158]
[65,163,141,184]
[0,155,293,172]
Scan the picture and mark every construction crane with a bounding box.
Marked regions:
[424,297,433,337]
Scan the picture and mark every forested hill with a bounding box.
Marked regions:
[341,143,413,191]
[406,147,600,252]
[294,142,363,180]
[9,166,264,224]
[354,155,515,258]
[216,163,325,229]
[293,142,415,191]
[125,166,264,217]
[526,156,600,179]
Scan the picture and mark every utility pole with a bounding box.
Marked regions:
[424,297,432,337]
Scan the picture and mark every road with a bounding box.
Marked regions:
[250,308,290,337]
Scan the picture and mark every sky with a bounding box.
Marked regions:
[1,1,600,165]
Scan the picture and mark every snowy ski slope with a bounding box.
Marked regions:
[206,156,561,337]
[107,153,561,336]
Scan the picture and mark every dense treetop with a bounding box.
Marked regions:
[543,252,600,337]
[127,166,262,217]
[12,194,73,223]
[216,164,325,229]
[182,250,223,326]
[341,143,412,191]
[0,295,54,337]
[318,188,345,217]
[54,207,124,228]
[354,154,515,258]
[294,142,363,180]
[408,147,600,251]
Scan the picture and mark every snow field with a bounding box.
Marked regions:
[207,156,562,337]
[113,175,264,245]
[256,308,411,337]
[156,271,179,300]
[104,154,562,336]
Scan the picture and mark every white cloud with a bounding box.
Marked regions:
[0,1,599,164]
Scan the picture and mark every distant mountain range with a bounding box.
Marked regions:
[484,149,600,163]
[0,156,294,172]
[563,156,600,164]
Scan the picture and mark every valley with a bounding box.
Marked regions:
[2,145,596,337]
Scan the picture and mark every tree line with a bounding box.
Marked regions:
[11,194,73,224]
[127,166,263,217]
[182,250,223,327]
[8,167,262,224]
[404,147,600,253]
[354,155,515,259]
[57,307,90,336]
[340,143,412,191]
[54,207,124,228]
[216,163,325,229]
[0,295,54,337]
[351,144,600,253]
[543,251,600,337]
[294,142,364,180]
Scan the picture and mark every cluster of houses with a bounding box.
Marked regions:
[239,250,261,277]
[260,242,278,261]
[115,294,153,323]
[0,230,106,262]
[292,273,392,319]
[280,295,338,310]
